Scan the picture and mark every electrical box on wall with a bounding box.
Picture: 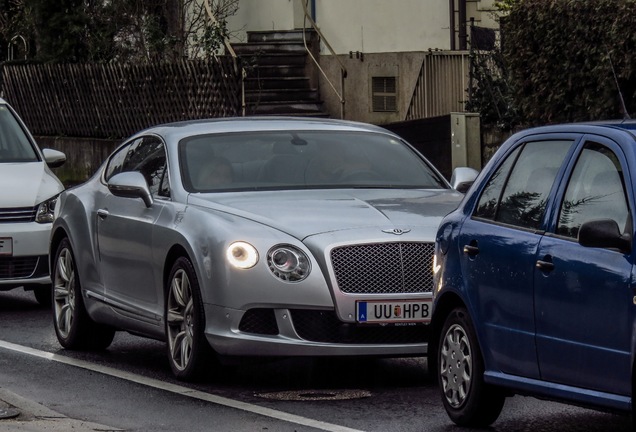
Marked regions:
[450,112,481,170]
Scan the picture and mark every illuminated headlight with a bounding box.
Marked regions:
[267,245,311,282]
[226,241,259,269]
[35,195,59,224]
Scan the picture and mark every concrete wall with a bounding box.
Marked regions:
[318,52,425,124]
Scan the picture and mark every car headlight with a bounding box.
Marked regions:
[226,241,259,269]
[267,245,311,282]
[35,195,59,224]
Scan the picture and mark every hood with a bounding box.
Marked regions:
[188,188,463,240]
[0,162,64,207]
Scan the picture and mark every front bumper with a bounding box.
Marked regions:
[204,304,428,357]
[0,222,52,288]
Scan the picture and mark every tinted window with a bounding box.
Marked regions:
[122,137,167,196]
[557,142,629,238]
[474,140,572,229]
[178,131,447,192]
[105,136,167,196]
[474,146,521,220]
[0,105,38,162]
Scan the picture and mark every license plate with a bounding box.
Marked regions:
[356,299,432,324]
[0,237,12,256]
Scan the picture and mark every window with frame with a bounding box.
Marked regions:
[474,140,573,230]
[556,142,629,239]
[371,77,397,112]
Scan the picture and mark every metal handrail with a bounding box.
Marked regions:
[204,0,246,116]
[301,0,347,119]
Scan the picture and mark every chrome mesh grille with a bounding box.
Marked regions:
[330,242,434,294]
[0,207,37,223]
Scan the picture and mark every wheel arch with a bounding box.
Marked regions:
[163,244,192,295]
[428,291,467,378]
[49,226,70,274]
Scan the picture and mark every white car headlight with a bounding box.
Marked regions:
[226,241,259,269]
[35,195,59,224]
[267,245,311,282]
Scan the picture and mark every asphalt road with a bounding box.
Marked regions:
[0,288,631,432]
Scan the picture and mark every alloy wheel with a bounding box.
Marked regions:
[53,246,76,339]
[167,268,195,371]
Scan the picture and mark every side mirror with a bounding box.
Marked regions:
[450,167,479,193]
[578,218,631,252]
[107,171,154,208]
[42,148,66,168]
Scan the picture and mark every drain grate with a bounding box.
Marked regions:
[255,389,372,401]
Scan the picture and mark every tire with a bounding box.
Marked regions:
[438,307,505,427]
[52,238,115,350]
[165,256,215,381]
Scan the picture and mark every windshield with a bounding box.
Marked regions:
[179,130,448,192]
[0,105,38,163]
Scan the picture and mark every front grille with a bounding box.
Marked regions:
[0,207,37,223]
[0,257,39,278]
[238,308,279,335]
[291,309,428,344]
[331,242,434,294]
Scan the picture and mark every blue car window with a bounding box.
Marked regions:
[474,146,521,220]
[474,140,572,229]
[557,142,629,238]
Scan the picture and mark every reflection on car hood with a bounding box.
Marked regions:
[0,162,64,207]
[189,189,463,239]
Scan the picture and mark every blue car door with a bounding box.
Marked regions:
[458,138,574,378]
[534,137,633,396]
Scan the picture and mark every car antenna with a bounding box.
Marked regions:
[608,52,631,120]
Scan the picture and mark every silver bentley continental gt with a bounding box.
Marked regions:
[49,117,471,381]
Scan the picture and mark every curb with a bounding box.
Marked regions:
[0,387,122,431]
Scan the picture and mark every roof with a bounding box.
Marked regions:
[135,116,395,143]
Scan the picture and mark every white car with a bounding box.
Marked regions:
[0,98,66,305]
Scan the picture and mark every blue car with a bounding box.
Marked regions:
[430,121,636,427]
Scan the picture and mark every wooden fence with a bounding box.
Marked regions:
[0,58,242,139]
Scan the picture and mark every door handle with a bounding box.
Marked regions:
[535,259,554,272]
[97,209,109,219]
[463,245,479,256]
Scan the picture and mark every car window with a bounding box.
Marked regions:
[0,105,38,162]
[556,141,629,238]
[121,137,167,196]
[104,141,133,181]
[104,136,168,196]
[474,146,521,220]
[473,140,573,229]
[178,131,448,192]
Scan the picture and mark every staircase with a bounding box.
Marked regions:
[232,30,329,117]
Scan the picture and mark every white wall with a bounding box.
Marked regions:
[313,0,450,54]
[226,0,450,52]
[226,0,296,42]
